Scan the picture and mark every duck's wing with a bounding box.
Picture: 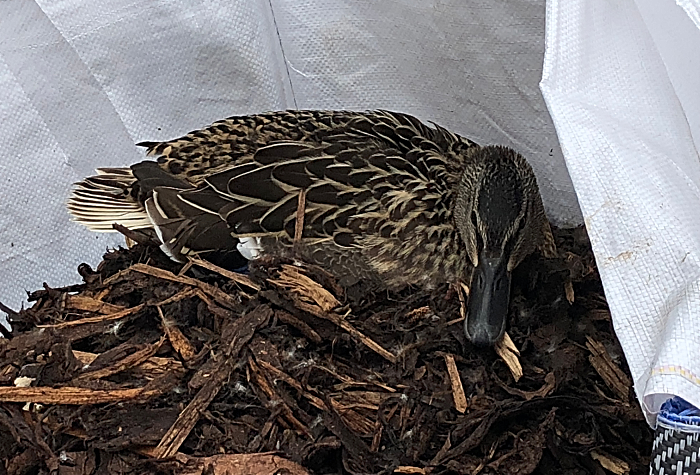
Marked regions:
[148,110,478,262]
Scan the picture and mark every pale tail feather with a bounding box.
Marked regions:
[67,167,153,232]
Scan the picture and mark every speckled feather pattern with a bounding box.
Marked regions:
[68,110,553,290]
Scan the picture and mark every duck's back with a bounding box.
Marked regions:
[69,110,477,289]
[140,110,467,182]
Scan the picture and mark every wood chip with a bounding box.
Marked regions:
[452,281,468,324]
[248,356,312,438]
[404,306,431,325]
[256,359,326,411]
[189,256,260,291]
[275,310,322,344]
[500,372,556,401]
[39,288,200,331]
[591,449,630,475]
[175,453,310,475]
[371,420,383,452]
[178,260,194,276]
[269,264,339,311]
[255,361,376,436]
[394,467,426,474]
[430,434,452,466]
[152,305,271,458]
[0,384,167,404]
[269,266,397,363]
[295,299,397,364]
[586,336,631,400]
[495,332,522,382]
[153,369,231,459]
[63,295,126,314]
[72,350,183,379]
[131,263,240,309]
[294,189,306,253]
[444,354,467,413]
[37,304,145,329]
[158,307,196,361]
[74,337,166,381]
[565,281,575,303]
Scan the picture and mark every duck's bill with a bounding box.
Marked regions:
[465,254,511,347]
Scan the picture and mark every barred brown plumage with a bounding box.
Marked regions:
[67,109,556,346]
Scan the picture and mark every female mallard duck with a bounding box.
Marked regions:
[68,110,556,347]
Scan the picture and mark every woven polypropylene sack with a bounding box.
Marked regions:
[541,0,700,426]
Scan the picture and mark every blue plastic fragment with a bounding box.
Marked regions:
[657,396,700,432]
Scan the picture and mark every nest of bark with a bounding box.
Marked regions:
[0,226,651,475]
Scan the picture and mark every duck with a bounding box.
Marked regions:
[67,110,557,347]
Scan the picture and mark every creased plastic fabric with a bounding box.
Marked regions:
[541,0,700,423]
[0,0,698,423]
[0,0,291,316]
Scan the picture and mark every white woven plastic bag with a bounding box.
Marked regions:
[541,0,700,423]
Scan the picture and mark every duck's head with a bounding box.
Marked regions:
[454,146,549,347]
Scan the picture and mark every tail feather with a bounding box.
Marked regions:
[144,187,241,262]
[67,167,152,232]
[68,162,248,267]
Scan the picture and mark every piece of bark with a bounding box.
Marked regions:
[293,189,307,255]
[73,337,166,382]
[591,449,630,475]
[269,264,340,311]
[435,408,500,465]
[72,349,183,376]
[370,421,383,452]
[565,281,575,303]
[444,354,468,413]
[405,306,431,325]
[62,295,126,314]
[37,304,145,329]
[586,336,632,401]
[81,406,180,450]
[275,310,322,344]
[188,256,260,291]
[321,396,377,473]
[255,359,327,411]
[152,305,272,458]
[394,467,426,474]
[7,448,41,475]
[498,372,556,401]
[112,222,158,246]
[157,307,196,361]
[174,453,310,475]
[131,263,240,310]
[248,356,313,439]
[0,380,169,404]
[495,332,523,382]
[293,298,397,363]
